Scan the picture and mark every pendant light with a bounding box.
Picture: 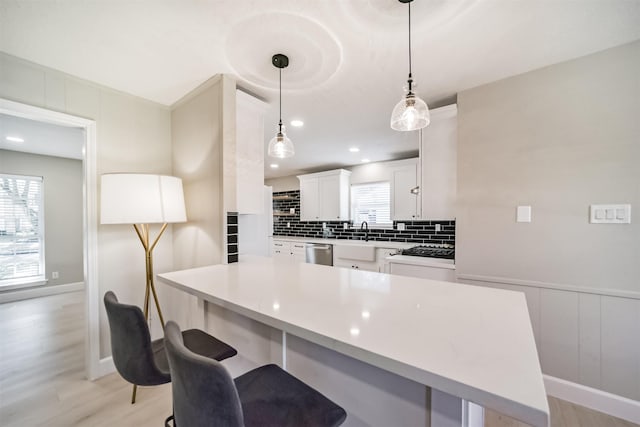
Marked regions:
[268,54,294,158]
[390,0,430,132]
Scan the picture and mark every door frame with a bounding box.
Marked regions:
[0,98,101,380]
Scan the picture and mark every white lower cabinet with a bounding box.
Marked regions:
[388,262,456,282]
[333,259,378,271]
[271,240,306,263]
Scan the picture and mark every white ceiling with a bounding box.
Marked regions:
[1,0,639,178]
[0,114,84,160]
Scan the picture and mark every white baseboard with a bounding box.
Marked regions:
[0,281,85,303]
[97,356,115,378]
[544,375,640,424]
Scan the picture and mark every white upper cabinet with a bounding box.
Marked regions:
[421,104,457,219]
[236,90,267,214]
[391,161,421,220]
[299,177,320,221]
[298,169,351,221]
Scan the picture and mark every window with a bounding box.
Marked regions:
[0,174,44,284]
[350,182,391,226]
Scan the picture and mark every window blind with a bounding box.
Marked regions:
[350,182,391,226]
[0,174,44,282]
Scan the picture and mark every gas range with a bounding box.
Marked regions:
[400,244,455,260]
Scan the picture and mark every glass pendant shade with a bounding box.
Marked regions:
[391,93,430,131]
[268,125,294,158]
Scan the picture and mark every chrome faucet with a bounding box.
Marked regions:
[360,221,369,242]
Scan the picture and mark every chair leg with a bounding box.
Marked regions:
[131,384,138,404]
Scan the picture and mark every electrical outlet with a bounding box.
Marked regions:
[322,222,327,229]
[435,224,441,232]
[396,223,405,231]
[343,222,348,230]
[52,271,59,279]
[287,222,290,228]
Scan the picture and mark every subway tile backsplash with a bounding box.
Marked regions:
[272,190,455,245]
[227,212,239,263]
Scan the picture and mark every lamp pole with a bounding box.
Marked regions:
[133,222,168,327]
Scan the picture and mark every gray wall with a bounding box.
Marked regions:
[457,40,640,400]
[1,52,174,358]
[0,150,83,287]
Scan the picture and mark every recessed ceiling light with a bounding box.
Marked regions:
[361,158,370,163]
[5,136,24,143]
[290,120,304,127]
[270,164,279,168]
[349,147,360,153]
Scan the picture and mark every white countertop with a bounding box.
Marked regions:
[158,256,548,427]
[272,236,413,250]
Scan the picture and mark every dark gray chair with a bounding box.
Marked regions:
[103,291,237,403]
[164,320,347,427]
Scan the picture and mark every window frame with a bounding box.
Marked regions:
[350,181,392,228]
[0,173,46,287]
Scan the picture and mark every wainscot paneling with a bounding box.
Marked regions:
[600,296,640,400]
[457,275,640,402]
[540,289,580,382]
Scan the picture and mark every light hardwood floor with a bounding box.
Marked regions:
[0,291,637,427]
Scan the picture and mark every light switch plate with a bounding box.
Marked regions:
[590,204,631,224]
[517,206,532,223]
[396,222,405,231]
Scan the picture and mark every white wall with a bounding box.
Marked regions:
[456,40,640,400]
[0,52,174,357]
[266,158,419,192]
[0,150,83,287]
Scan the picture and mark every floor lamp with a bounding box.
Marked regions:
[100,173,186,326]
[100,173,186,402]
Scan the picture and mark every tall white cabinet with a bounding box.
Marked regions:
[298,169,351,221]
[421,104,457,219]
[391,160,421,220]
[236,90,268,214]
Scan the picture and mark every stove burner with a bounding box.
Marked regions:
[401,245,455,260]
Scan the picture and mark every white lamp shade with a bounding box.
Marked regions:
[100,174,187,224]
[390,93,430,131]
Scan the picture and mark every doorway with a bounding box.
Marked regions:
[0,98,99,380]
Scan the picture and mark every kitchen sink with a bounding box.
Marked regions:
[333,244,376,262]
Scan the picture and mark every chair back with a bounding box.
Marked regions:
[164,321,244,427]
[103,291,170,386]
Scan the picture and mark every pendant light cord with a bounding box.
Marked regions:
[408,1,412,77]
[407,1,413,93]
[278,68,283,132]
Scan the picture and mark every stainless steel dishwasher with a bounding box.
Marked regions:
[305,243,333,266]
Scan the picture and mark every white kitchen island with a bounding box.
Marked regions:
[158,255,548,427]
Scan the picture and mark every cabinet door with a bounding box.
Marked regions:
[392,165,420,220]
[300,178,320,221]
[319,175,341,220]
[421,108,457,219]
[271,241,289,258]
[291,243,307,263]
[375,248,397,273]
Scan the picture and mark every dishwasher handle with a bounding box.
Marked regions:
[307,244,331,250]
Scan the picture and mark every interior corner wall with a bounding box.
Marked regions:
[171,75,225,270]
[0,150,83,287]
[0,52,173,358]
[456,40,640,400]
